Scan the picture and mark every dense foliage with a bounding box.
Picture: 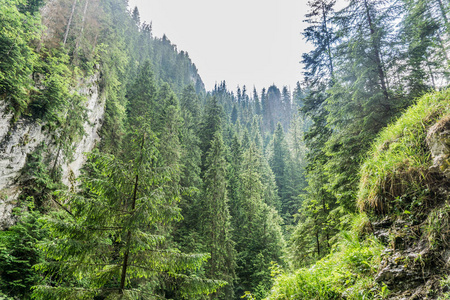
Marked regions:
[293,0,450,265]
[1,0,449,299]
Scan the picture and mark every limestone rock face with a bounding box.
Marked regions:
[61,74,105,188]
[0,112,50,228]
[427,116,450,178]
[0,73,104,229]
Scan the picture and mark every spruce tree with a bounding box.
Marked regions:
[325,0,400,211]
[33,125,223,299]
[269,123,290,219]
[126,61,158,129]
[234,143,285,299]
[199,96,223,171]
[399,0,448,95]
[176,85,203,252]
[253,87,261,115]
[0,0,40,120]
[199,132,236,300]
[290,0,338,261]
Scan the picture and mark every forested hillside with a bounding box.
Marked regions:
[0,0,449,299]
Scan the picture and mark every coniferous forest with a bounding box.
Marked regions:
[1,0,450,299]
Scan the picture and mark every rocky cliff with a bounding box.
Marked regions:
[359,91,450,299]
[0,73,104,229]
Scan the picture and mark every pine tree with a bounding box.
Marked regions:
[199,132,236,299]
[33,126,223,299]
[325,0,401,210]
[302,0,336,85]
[283,113,308,225]
[227,133,242,208]
[0,0,40,120]
[231,105,238,124]
[199,96,223,170]
[176,85,203,252]
[269,123,290,219]
[292,82,304,109]
[156,83,183,171]
[289,0,338,263]
[234,143,285,299]
[399,0,448,95]
[253,87,261,115]
[251,121,281,212]
[126,61,158,129]
[281,86,292,130]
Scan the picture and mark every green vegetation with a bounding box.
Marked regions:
[33,133,223,299]
[0,0,41,120]
[1,0,450,299]
[358,89,450,214]
[268,217,384,300]
[268,89,450,299]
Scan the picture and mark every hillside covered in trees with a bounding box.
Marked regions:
[0,0,449,299]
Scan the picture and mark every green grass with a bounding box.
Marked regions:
[266,89,450,300]
[265,216,384,300]
[357,89,450,214]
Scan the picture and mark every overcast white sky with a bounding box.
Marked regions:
[127,0,318,92]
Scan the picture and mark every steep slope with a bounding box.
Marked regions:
[267,89,450,299]
[0,0,205,228]
[360,89,450,299]
[0,73,104,229]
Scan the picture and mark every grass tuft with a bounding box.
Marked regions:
[358,89,450,214]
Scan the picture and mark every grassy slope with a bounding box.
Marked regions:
[266,89,450,300]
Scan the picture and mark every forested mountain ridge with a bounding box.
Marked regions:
[1,0,450,299]
[0,0,203,228]
[0,0,303,299]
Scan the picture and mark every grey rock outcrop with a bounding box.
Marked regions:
[427,116,450,178]
[0,73,104,229]
[372,115,450,299]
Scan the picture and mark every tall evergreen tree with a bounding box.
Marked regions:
[398,0,449,95]
[253,87,261,115]
[269,123,290,219]
[0,0,40,120]
[126,60,158,129]
[291,0,339,262]
[302,0,336,85]
[234,143,285,299]
[176,85,203,252]
[325,0,401,210]
[199,96,223,170]
[33,126,222,299]
[199,132,236,300]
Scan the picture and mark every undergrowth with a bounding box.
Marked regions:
[266,215,384,300]
[358,89,450,214]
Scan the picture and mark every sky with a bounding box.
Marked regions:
[127,0,315,92]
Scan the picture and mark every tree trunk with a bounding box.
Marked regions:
[63,0,77,45]
[322,1,334,80]
[73,0,89,56]
[363,0,389,101]
[436,0,450,34]
[119,136,144,294]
